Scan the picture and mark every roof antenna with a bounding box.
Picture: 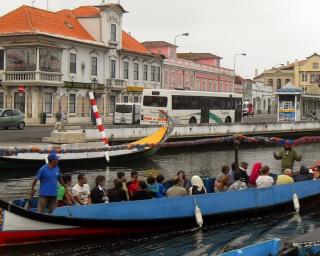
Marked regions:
[31,0,36,6]
[46,0,49,10]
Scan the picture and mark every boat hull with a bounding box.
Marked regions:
[0,180,320,247]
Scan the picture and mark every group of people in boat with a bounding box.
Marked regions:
[30,142,320,214]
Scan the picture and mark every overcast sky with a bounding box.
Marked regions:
[1,0,319,78]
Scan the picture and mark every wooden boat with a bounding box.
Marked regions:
[0,112,173,169]
[220,228,320,255]
[0,180,319,246]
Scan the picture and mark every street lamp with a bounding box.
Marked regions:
[174,32,189,46]
[233,53,246,92]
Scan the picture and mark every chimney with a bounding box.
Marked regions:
[255,69,258,77]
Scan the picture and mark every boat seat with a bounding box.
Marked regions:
[203,177,215,193]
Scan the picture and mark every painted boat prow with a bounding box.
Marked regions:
[220,239,281,256]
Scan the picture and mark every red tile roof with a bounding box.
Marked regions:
[122,31,149,55]
[142,41,177,48]
[177,52,222,60]
[0,5,149,55]
[0,5,95,42]
[71,6,101,18]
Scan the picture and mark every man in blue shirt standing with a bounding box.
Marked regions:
[31,152,66,214]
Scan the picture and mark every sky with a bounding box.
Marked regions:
[1,0,320,78]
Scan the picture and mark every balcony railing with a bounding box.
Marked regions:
[106,79,125,90]
[4,71,63,83]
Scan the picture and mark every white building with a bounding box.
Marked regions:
[243,79,274,114]
[0,4,162,124]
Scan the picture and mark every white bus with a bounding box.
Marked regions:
[141,89,242,125]
[113,103,141,125]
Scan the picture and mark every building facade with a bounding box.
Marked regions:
[142,41,235,93]
[254,53,320,93]
[0,4,161,124]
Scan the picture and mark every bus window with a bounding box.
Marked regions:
[143,96,168,107]
[115,105,132,113]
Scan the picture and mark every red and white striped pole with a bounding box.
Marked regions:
[89,92,109,146]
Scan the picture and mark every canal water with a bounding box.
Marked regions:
[0,143,320,255]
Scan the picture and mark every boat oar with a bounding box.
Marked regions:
[193,196,203,228]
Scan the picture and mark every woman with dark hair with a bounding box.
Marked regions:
[176,170,191,190]
[215,165,230,192]
[131,181,153,201]
[91,175,108,204]
[108,179,128,203]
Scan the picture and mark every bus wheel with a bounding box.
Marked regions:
[189,117,197,124]
[225,116,232,123]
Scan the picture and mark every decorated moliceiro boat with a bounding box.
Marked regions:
[0,180,319,246]
[0,111,173,169]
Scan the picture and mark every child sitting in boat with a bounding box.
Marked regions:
[57,175,73,207]
[215,166,231,192]
[147,176,164,198]
[108,179,128,203]
[131,181,153,201]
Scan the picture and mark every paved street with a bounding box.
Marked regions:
[242,113,277,123]
[0,114,278,145]
[0,127,53,144]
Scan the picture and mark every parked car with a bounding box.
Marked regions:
[0,108,25,130]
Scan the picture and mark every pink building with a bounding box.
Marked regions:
[142,41,235,92]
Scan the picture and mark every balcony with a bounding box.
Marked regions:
[106,79,125,90]
[4,71,63,84]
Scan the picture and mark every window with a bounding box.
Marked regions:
[276,79,282,89]
[156,67,161,82]
[116,104,132,113]
[134,63,139,80]
[143,96,168,107]
[0,92,3,108]
[151,66,156,81]
[7,48,36,71]
[311,73,316,84]
[268,79,273,87]
[301,72,308,82]
[285,79,290,84]
[134,96,139,103]
[40,48,61,72]
[14,92,25,113]
[164,71,169,85]
[69,53,76,74]
[44,93,53,114]
[143,65,148,81]
[111,24,117,42]
[123,96,129,103]
[91,57,97,76]
[122,61,129,79]
[110,60,116,78]
[110,95,116,114]
[209,81,213,91]
[313,63,319,69]
[69,94,76,113]
[0,50,4,70]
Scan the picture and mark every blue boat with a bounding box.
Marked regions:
[0,180,319,246]
[220,239,281,256]
[220,228,320,255]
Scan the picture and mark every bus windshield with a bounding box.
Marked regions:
[115,105,132,113]
[143,96,168,107]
